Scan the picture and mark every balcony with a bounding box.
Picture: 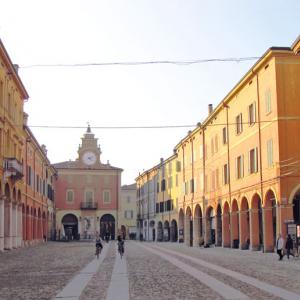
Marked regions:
[80,202,98,210]
[3,158,23,180]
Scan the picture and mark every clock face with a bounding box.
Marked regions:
[82,151,97,165]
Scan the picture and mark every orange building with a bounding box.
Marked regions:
[137,35,300,253]
[23,117,56,246]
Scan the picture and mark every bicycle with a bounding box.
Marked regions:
[95,244,102,259]
[118,241,125,259]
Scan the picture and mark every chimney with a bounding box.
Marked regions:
[41,144,48,155]
[23,112,28,126]
[208,104,213,115]
[160,158,164,164]
[107,160,110,165]
[13,64,19,74]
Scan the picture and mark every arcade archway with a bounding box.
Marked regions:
[100,214,115,240]
[62,214,78,240]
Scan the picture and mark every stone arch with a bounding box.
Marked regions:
[193,204,203,246]
[205,206,215,245]
[222,201,230,247]
[215,204,222,246]
[288,185,300,226]
[170,219,178,242]
[157,221,163,241]
[164,220,170,241]
[62,213,79,240]
[150,220,155,242]
[5,183,10,199]
[185,206,193,246]
[178,208,184,243]
[100,214,115,240]
[231,199,239,248]
[240,197,250,249]
[264,189,277,252]
[251,193,263,250]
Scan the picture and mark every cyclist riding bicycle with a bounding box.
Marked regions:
[95,236,103,259]
[117,235,125,258]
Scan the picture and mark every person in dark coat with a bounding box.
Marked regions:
[285,234,294,259]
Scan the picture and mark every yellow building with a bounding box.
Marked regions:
[137,35,300,253]
[0,39,28,251]
[118,184,137,239]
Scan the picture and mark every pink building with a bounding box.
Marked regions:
[54,126,122,240]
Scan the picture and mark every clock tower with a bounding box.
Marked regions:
[78,125,102,166]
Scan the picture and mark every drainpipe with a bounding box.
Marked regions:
[225,104,232,247]
[255,72,264,252]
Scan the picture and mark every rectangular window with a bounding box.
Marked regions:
[214,135,218,153]
[249,148,258,173]
[185,181,189,195]
[0,80,3,106]
[176,161,181,172]
[159,202,164,213]
[265,89,272,114]
[161,179,166,191]
[211,171,215,190]
[103,190,110,203]
[85,190,94,204]
[168,176,173,189]
[215,168,219,188]
[190,179,194,193]
[199,145,203,159]
[248,102,256,125]
[156,182,159,193]
[236,155,244,179]
[267,139,273,167]
[236,113,243,134]
[66,190,74,202]
[156,203,159,213]
[211,138,214,156]
[204,175,208,193]
[166,199,171,211]
[223,164,229,185]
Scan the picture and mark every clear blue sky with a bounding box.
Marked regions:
[0,0,299,184]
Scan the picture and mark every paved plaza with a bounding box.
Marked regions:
[0,241,299,300]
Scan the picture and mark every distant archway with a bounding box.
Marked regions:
[100,214,115,240]
[170,219,178,242]
[62,213,78,240]
[264,190,277,252]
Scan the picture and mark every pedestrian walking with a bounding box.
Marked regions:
[285,234,295,259]
[276,234,284,260]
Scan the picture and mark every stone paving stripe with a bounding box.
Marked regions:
[152,244,300,300]
[139,244,249,300]
[54,243,109,299]
[106,249,129,300]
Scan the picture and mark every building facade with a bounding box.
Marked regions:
[0,39,55,251]
[54,126,122,240]
[0,39,28,251]
[136,36,300,252]
[119,183,137,239]
[23,118,56,246]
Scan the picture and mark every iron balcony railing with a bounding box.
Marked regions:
[3,157,23,180]
[80,202,98,209]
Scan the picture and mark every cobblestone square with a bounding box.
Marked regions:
[0,241,300,300]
